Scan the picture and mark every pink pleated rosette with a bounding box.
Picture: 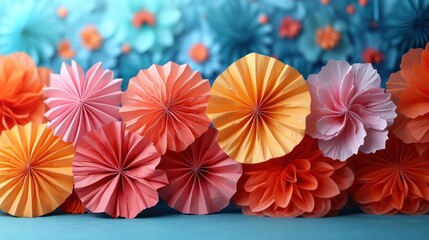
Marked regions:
[306,60,397,161]
[120,62,211,154]
[159,127,242,214]
[73,122,168,219]
[44,61,122,146]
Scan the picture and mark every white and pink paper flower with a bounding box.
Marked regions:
[306,60,397,161]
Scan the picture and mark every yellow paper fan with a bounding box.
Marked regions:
[207,53,311,164]
[0,123,74,217]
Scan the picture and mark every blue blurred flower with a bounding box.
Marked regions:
[109,0,182,53]
[207,0,272,65]
[382,0,429,54]
[0,0,60,64]
[177,29,221,80]
[298,12,353,63]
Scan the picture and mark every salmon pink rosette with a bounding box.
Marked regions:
[233,136,354,218]
[307,60,397,161]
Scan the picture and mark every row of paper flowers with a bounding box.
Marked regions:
[0,44,428,218]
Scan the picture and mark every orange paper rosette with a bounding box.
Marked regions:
[120,62,211,154]
[0,123,74,217]
[233,136,354,217]
[207,53,311,164]
[350,134,429,215]
[0,52,50,133]
[387,43,429,157]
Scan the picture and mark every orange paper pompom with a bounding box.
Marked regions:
[120,62,211,154]
[387,44,429,157]
[0,52,50,133]
[234,136,354,217]
[350,134,429,215]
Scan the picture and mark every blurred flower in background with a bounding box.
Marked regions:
[1,0,428,89]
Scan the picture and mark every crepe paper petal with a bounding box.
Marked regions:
[159,127,242,214]
[233,136,354,218]
[120,62,211,154]
[0,123,74,217]
[44,61,122,146]
[60,189,86,214]
[350,134,429,215]
[306,60,397,161]
[0,52,49,134]
[387,44,429,157]
[207,53,311,164]
[73,122,168,219]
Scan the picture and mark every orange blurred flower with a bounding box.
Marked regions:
[233,136,354,217]
[0,52,49,133]
[387,43,429,157]
[350,134,429,215]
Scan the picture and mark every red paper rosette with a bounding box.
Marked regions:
[73,122,168,219]
[60,189,86,214]
[159,127,242,214]
[350,134,429,215]
[233,136,354,217]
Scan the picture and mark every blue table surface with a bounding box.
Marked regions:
[1,203,427,240]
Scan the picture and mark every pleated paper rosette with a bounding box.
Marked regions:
[44,61,122,146]
[0,123,74,217]
[73,122,168,219]
[120,62,211,154]
[159,127,242,214]
[207,53,311,164]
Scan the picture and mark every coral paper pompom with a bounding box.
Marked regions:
[0,123,74,217]
[387,44,429,157]
[207,53,311,164]
[120,62,211,154]
[350,134,429,215]
[0,52,49,133]
[234,136,354,218]
[307,60,397,161]
[44,61,122,146]
[73,122,168,219]
[159,127,242,214]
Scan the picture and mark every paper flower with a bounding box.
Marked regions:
[159,127,242,214]
[306,60,397,161]
[387,44,429,157]
[0,0,60,64]
[178,29,221,79]
[73,122,168,219]
[350,134,429,215]
[382,0,429,54]
[233,136,354,218]
[44,61,122,146]
[207,53,311,164]
[60,189,86,214]
[108,0,182,53]
[298,12,353,63]
[0,52,49,134]
[207,0,272,65]
[120,62,211,154]
[0,123,74,217]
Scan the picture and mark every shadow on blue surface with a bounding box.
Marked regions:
[0,202,427,240]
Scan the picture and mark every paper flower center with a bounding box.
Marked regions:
[133,10,156,28]
[189,43,210,63]
[362,48,384,64]
[57,40,75,59]
[80,26,103,50]
[57,6,68,19]
[122,44,131,54]
[258,14,269,25]
[316,25,341,50]
[279,17,301,39]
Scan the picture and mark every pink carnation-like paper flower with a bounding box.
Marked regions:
[159,127,242,214]
[306,60,397,161]
[73,122,168,219]
[44,61,122,146]
[120,62,211,154]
